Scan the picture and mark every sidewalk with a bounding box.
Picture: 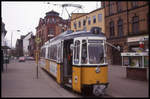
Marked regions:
[106,65,149,97]
[1,61,77,97]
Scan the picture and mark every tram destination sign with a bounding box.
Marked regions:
[88,40,103,43]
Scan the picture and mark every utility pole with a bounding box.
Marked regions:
[35,37,41,79]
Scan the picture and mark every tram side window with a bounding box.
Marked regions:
[48,47,50,58]
[81,40,87,64]
[57,45,60,62]
[74,40,80,64]
[40,49,42,57]
[54,45,57,60]
[50,45,57,61]
[57,44,62,63]
[50,45,54,60]
[41,48,46,58]
[50,46,53,59]
[43,48,46,58]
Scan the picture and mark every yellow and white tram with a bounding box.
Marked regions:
[40,27,109,96]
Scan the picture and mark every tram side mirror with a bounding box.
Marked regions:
[70,44,74,51]
[117,45,120,52]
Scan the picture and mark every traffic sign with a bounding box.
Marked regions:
[35,37,41,44]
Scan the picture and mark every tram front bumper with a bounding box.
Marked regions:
[93,83,109,96]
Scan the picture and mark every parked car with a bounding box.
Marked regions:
[18,56,25,62]
[26,56,35,61]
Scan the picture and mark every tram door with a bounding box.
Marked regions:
[63,39,73,84]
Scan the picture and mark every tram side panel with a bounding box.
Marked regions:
[72,66,82,93]
[81,66,108,85]
[45,59,50,72]
[57,63,61,84]
[47,60,62,84]
[72,66,108,93]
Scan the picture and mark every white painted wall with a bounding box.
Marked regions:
[23,32,33,56]
[1,33,5,46]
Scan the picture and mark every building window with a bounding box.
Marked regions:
[83,19,86,26]
[109,21,115,37]
[50,18,52,24]
[109,2,113,15]
[131,1,138,8]
[49,29,54,35]
[61,29,64,32]
[132,16,139,34]
[98,14,102,22]
[44,19,46,24]
[93,16,96,24]
[118,19,123,37]
[78,21,81,28]
[117,2,122,12]
[54,18,56,23]
[88,17,91,25]
[101,2,105,8]
[52,18,56,24]
[74,22,77,29]
[47,18,49,24]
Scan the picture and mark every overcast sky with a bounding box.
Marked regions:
[2,1,101,48]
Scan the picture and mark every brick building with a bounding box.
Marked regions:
[15,36,25,57]
[102,1,149,65]
[102,1,149,81]
[36,10,70,49]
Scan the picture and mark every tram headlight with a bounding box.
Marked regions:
[95,67,100,73]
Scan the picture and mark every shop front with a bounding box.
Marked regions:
[121,35,149,81]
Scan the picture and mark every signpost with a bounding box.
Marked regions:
[35,37,41,79]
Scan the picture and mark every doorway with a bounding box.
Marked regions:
[112,45,122,65]
[63,39,73,84]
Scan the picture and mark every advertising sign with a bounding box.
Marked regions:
[49,61,57,77]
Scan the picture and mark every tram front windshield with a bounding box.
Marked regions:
[81,39,105,64]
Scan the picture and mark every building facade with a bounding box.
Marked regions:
[36,10,70,49]
[15,36,24,57]
[102,1,149,81]
[102,1,149,65]
[71,8,105,33]
[1,20,8,71]
[23,32,33,56]
[28,34,36,57]
[1,21,7,48]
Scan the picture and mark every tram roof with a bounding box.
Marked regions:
[49,30,106,43]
